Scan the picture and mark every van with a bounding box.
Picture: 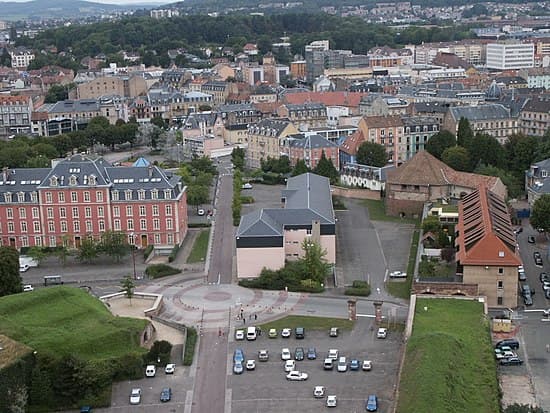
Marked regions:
[246,326,257,341]
[495,338,520,350]
[323,358,333,370]
[295,327,305,339]
[337,356,347,372]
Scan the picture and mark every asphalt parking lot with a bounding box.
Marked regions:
[241,183,284,215]
[227,318,402,412]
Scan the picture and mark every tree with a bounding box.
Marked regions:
[186,184,209,207]
[26,246,47,264]
[505,134,538,181]
[44,84,69,103]
[422,216,442,233]
[299,239,331,284]
[457,117,473,147]
[356,141,388,167]
[151,116,167,129]
[530,194,550,233]
[120,276,135,304]
[76,237,100,263]
[441,146,472,172]
[190,156,217,175]
[292,159,309,176]
[100,231,130,262]
[475,164,523,199]
[313,151,339,184]
[466,133,506,170]
[0,246,21,297]
[425,130,456,159]
[231,147,245,171]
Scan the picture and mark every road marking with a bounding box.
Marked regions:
[184,390,193,413]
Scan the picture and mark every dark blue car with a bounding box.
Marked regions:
[366,394,378,411]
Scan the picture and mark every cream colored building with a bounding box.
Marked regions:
[77,75,148,99]
[236,173,335,279]
[246,118,298,169]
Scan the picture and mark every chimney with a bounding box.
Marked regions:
[2,167,9,182]
[148,164,154,178]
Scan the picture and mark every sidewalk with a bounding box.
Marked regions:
[171,228,208,273]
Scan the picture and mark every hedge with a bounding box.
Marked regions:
[143,245,154,260]
[344,280,371,297]
[188,222,211,228]
[145,264,181,279]
[168,244,180,263]
[183,327,197,366]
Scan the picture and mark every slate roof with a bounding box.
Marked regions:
[236,173,334,238]
[218,103,257,113]
[0,168,50,203]
[248,118,292,136]
[282,91,366,108]
[448,104,511,122]
[287,134,338,150]
[43,99,100,113]
[522,96,550,113]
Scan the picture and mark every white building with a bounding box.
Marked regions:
[9,47,35,69]
[486,43,534,70]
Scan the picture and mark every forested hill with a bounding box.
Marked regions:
[17,13,474,64]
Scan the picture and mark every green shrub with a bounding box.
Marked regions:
[344,280,371,296]
[262,172,286,185]
[145,264,181,279]
[145,340,172,365]
[188,222,211,228]
[168,244,180,263]
[143,245,154,260]
[183,327,197,366]
[240,195,255,204]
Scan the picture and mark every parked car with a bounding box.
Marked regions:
[165,363,175,374]
[286,370,308,381]
[281,328,292,338]
[389,271,407,278]
[495,338,520,350]
[324,358,334,370]
[541,272,550,283]
[233,361,244,374]
[328,349,339,360]
[22,284,34,292]
[326,395,337,407]
[313,385,325,398]
[307,347,317,360]
[80,406,92,413]
[365,395,378,411]
[350,359,360,370]
[284,360,296,372]
[281,348,292,360]
[246,360,256,370]
[518,266,526,281]
[546,289,550,299]
[494,346,516,360]
[233,348,245,363]
[130,388,141,405]
[337,356,348,372]
[19,264,30,272]
[377,328,387,339]
[268,328,277,338]
[295,347,304,361]
[528,236,536,244]
[515,227,523,234]
[524,295,534,306]
[362,360,372,371]
[242,183,253,189]
[295,327,305,339]
[500,357,523,366]
[235,329,245,340]
[329,327,339,337]
[160,387,172,402]
[145,365,156,377]
[258,349,269,361]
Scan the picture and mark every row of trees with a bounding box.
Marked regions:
[177,156,216,209]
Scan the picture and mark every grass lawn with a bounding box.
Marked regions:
[186,229,210,263]
[256,315,354,333]
[387,229,419,299]
[397,298,499,413]
[0,286,147,360]
[362,199,419,225]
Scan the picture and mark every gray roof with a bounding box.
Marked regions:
[236,173,334,238]
[287,133,338,149]
[285,102,326,111]
[401,116,439,127]
[449,104,511,122]
[412,102,450,114]
[248,118,292,136]
[0,168,50,203]
[42,99,100,113]
[218,103,258,113]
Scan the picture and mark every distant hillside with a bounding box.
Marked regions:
[0,0,151,20]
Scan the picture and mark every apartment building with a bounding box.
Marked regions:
[0,95,33,138]
[77,75,148,99]
[246,118,298,169]
[356,115,404,164]
[519,96,550,137]
[486,43,534,70]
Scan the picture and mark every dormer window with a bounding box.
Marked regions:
[138,189,146,200]
[112,190,119,201]
[31,192,37,203]
[542,170,548,178]
[69,175,77,186]
[50,176,58,186]
[17,192,24,203]
[89,175,96,185]
[125,190,132,200]
[151,189,158,200]
[4,192,11,203]
[164,189,171,199]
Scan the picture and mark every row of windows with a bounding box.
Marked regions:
[4,204,174,220]
[2,233,175,248]
[3,218,174,233]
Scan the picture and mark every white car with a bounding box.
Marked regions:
[235,329,245,340]
[242,183,253,189]
[281,348,292,360]
[165,363,175,374]
[19,264,30,272]
[258,350,269,361]
[145,365,156,377]
[130,388,142,405]
[377,328,387,339]
[328,349,339,360]
[313,385,325,398]
[362,360,372,371]
[246,360,256,370]
[284,359,296,372]
[281,328,292,338]
[326,395,337,407]
[22,284,34,292]
[389,271,407,278]
[286,370,308,381]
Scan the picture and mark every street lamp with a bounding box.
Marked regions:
[130,232,137,279]
[176,143,181,164]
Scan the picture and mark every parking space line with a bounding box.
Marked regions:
[225,388,232,413]
[184,390,193,413]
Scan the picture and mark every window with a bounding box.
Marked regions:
[167,233,174,244]
[153,205,159,216]
[166,218,173,230]
[96,191,103,202]
[46,192,52,203]
[73,221,80,232]
[140,219,147,230]
[33,222,40,233]
[49,236,56,247]
[113,206,120,217]
[61,221,67,232]
[498,268,503,274]
[127,219,134,230]
[99,220,105,231]
[84,191,90,202]
[47,207,53,219]
[139,205,146,216]
[154,233,161,244]
[69,175,77,186]
[7,222,14,233]
[497,297,503,305]
[85,207,92,218]
[98,206,104,217]
[138,189,146,200]
[20,222,27,233]
[60,207,66,218]
[165,205,172,216]
[126,206,132,216]
[58,192,65,203]
[31,192,37,203]
[89,175,96,185]
[164,189,171,199]
[21,236,28,247]
[112,191,119,201]
[151,189,158,200]
[85,221,92,232]
[153,218,160,230]
[18,208,26,219]
[497,280,503,288]
[125,190,132,200]
[48,221,55,232]
[35,236,42,246]
[71,192,77,202]
[72,207,79,218]
[114,219,121,230]
[17,192,24,203]
[32,207,39,219]
[6,208,13,218]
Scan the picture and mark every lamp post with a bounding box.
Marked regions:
[130,232,136,279]
[176,143,181,165]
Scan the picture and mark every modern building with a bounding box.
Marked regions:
[339,162,394,192]
[0,154,187,250]
[401,116,439,161]
[486,43,534,70]
[0,95,33,138]
[455,186,520,308]
[236,173,335,278]
[9,47,35,69]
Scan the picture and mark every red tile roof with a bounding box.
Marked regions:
[339,129,366,155]
[0,95,30,105]
[283,91,366,108]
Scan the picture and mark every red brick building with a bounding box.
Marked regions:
[0,155,187,250]
[283,133,339,169]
